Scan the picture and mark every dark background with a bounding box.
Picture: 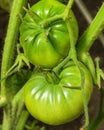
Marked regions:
[0,0,104,130]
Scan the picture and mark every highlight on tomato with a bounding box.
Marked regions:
[20,0,78,68]
[24,62,93,125]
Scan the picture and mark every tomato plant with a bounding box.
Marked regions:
[19,0,78,68]
[24,62,93,125]
[1,0,104,130]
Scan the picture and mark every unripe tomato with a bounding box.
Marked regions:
[24,62,93,125]
[20,0,78,68]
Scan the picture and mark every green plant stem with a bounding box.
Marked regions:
[2,104,12,130]
[1,0,27,99]
[54,16,90,128]
[63,0,74,20]
[74,61,89,128]
[11,87,25,130]
[40,0,74,27]
[76,3,104,85]
[53,4,76,74]
[11,87,29,130]
[0,66,21,84]
[77,3,104,54]
[75,0,104,46]
[2,87,29,130]
[53,55,70,74]
[77,52,96,84]
[47,0,75,74]
[0,0,27,130]
[16,110,29,130]
[76,3,104,126]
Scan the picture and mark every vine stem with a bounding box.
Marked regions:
[75,0,104,46]
[1,0,27,97]
[40,0,74,28]
[52,0,75,73]
[15,110,29,130]
[53,5,90,128]
[11,87,29,130]
[66,20,89,128]
[63,0,74,20]
[76,3,104,85]
[0,0,27,130]
[77,3,104,54]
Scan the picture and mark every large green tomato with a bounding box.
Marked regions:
[20,0,78,68]
[24,62,93,125]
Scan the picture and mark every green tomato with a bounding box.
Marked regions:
[20,0,78,68]
[24,62,93,125]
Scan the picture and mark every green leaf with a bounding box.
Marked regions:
[5,69,32,99]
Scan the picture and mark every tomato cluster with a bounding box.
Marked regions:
[20,0,93,125]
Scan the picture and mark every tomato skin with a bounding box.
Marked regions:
[20,0,78,68]
[24,62,93,125]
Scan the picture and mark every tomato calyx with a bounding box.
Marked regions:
[45,71,60,84]
[41,61,84,90]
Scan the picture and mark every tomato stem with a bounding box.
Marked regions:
[77,3,104,53]
[0,0,27,130]
[11,88,29,130]
[63,0,74,20]
[53,55,70,74]
[72,58,90,128]
[1,0,27,102]
[53,14,90,128]
[46,71,60,84]
[53,9,77,74]
[76,3,104,86]
[78,52,96,85]
[15,110,29,130]
[40,0,74,28]
[40,14,63,28]
[64,16,90,127]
